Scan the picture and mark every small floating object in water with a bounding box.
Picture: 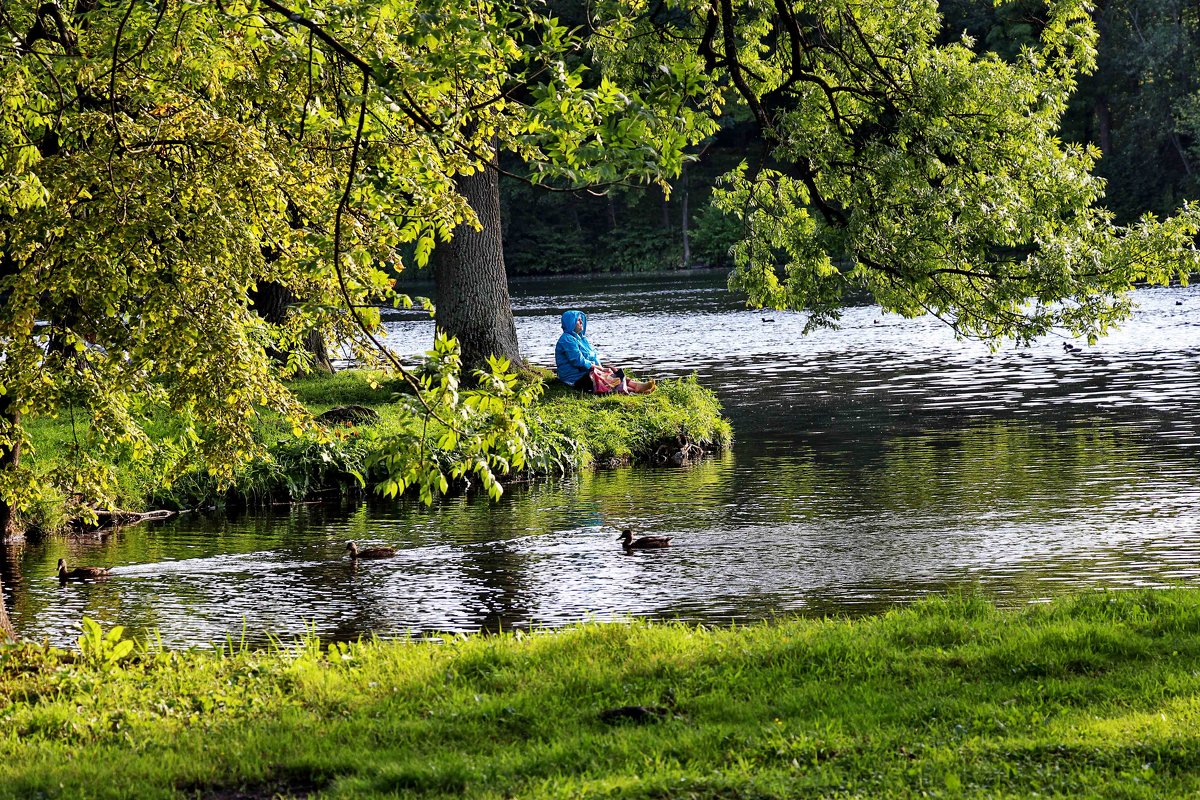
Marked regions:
[1062,342,1079,352]
[57,558,110,581]
[761,317,775,323]
[618,529,672,550]
[1177,301,1184,306]
[345,541,396,560]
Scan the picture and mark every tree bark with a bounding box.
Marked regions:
[0,397,20,641]
[0,402,21,539]
[432,143,522,374]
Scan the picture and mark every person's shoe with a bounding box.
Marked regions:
[638,378,656,394]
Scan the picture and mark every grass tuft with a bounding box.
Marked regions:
[534,374,733,466]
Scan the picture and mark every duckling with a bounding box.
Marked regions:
[617,528,672,550]
[57,558,110,581]
[345,541,396,560]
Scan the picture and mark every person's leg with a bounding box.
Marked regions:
[627,375,656,393]
[611,367,655,394]
[572,375,593,392]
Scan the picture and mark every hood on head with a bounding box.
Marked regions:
[561,310,586,334]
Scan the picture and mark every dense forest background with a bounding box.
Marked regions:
[495,0,1200,276]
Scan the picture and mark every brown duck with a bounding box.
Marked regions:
[618,529,672,550]
[57,558,110,580]
[345,541,397,560]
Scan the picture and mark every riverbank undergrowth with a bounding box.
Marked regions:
[2,589,1198,798]
[20,371,731,530]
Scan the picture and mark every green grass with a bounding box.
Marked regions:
[3,589,1200,798]
[20,370,731,527]
[534,375,732,466]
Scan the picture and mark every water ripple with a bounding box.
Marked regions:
[9,279,1200,647]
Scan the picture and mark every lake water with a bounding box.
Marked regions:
[6,273,1200,647]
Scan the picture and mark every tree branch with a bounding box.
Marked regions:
[253,0,439,134]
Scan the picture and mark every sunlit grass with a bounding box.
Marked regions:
[2,590,1200,797]
[534,374,732,465]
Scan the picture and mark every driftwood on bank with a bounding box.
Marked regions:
[82,508,176,533]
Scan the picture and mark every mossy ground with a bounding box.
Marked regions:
[2,589,1199,798]
[20,370,731,528]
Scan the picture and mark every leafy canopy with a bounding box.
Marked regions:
[600,0,1200,342]
[0,0,708,518]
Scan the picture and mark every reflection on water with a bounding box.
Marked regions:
[7,275,1200,647]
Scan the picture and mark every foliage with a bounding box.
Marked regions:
[1083,0,1200,221]
[0,0,717,524]
[504,178,707,274]
[533,376,732,465]
[507,0,1200,281]
[590,0,1200,344]
[500,178,601,275]
[76,618,134,670]
[941,0,1200,224]
[598,221,682,273]
[689,201,744,269]
[4,590,1200,796]
[21,369,728,520]
[369,335,546,504]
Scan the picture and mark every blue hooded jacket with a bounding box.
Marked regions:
[555,310,601,385]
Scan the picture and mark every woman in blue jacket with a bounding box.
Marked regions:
[555,310,655,393]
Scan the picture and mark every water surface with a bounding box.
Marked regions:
[7,275,1200,647]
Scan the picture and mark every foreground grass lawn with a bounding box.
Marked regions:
[3,590,1199,798]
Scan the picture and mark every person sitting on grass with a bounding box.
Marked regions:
[555,310,655,394]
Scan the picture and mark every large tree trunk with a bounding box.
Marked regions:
[0,398,20,641]
[432,143,522,374]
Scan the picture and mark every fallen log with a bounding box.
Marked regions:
[83,508,177,533]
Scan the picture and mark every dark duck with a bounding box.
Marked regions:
[57,558,110,581]
[618,529,672,550]
[345,541,396,560]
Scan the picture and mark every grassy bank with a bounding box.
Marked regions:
[20,371,731,527]
[3,590,1200,798]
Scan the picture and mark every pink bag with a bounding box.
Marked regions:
[590,366,621,394]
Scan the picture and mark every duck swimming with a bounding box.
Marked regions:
[57,558,110,580]
[618,529,672,550]
[345,541,396,560]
